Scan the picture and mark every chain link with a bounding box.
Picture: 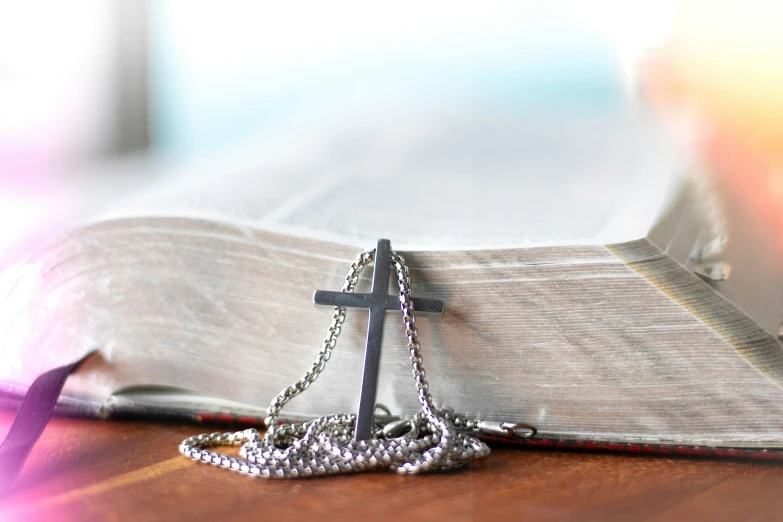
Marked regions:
[180,247,492,478]
[263,248,374,440]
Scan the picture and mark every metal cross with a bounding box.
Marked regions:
[313,239,444,441]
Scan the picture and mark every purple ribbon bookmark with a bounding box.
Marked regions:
[0,350,96,490]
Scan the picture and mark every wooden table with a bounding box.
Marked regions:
[2,411,783,521]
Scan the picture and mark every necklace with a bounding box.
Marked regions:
[180,240,534,478]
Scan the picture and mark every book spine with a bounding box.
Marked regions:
[4,388,782,461]
[485,435,783,462]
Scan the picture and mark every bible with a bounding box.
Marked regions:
[2,107,783,454]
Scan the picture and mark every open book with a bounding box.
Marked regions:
[2,108,782,450]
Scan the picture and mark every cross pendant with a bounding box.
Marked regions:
[313,239,445,441]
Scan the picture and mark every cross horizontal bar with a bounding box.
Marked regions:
[313,290,374,309]
[313,290,444,316]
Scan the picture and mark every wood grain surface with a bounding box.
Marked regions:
[2,412,783,521]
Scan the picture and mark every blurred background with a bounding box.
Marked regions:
[0,0,781,255]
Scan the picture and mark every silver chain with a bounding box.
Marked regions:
[180,247,532,478]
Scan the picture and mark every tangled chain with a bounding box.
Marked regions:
[180,247,491,478]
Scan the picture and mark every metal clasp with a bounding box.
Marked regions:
[382,419,417,439]
[477,420,537,439]
[373,404,400,428]
[373,404,420,439]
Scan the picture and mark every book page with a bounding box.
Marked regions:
[102,108,684,250]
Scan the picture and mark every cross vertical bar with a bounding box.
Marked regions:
[354,239,392,440]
